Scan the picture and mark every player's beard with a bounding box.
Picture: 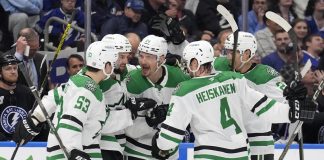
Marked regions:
[2,74,18,86]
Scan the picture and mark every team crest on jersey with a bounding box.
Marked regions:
[266,67,279,77]
[1,106,28,134]
[125,75,131,84]
[85,80,96,92]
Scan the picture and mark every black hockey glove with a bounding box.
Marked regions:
[151,131,173,159]
[280,63,307,100]
[288,97,317,123]
[146,104,169,127]
[125,97,157,119]
[13,113,43,145]
[165,53,182,67]
[150,13,185,45]
[283,81,307,100]
[69,149,91,160]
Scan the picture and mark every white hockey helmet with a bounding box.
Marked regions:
[138,35,168,59]
[224,31,257,60]
[86,41,119,75]
[183,40,214,72]
[101,34,132,53]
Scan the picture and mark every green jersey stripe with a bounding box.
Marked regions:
[249,140,274,146]
[101,135,118,142]
[256,99,276,116]
[194,154,248,160]
[160,132,182,144]
[88,152,102,158]
[124,146,152,158]
[46,154,65,160]
[58,123,81,132]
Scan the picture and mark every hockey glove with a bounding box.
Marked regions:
[165,53,182,67]
[283,81,307,100]
[146,104,169,127]
[288,97,317,123]
[151,131,173,159]
[125,97,157,119]
[13,113,43,145]
[150,13,185,45]
[69,149,91,160]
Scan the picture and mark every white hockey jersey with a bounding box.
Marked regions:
[46,74,108,160]
[156,72,290,159]
[213,57,287,155]
[124,65,190,159]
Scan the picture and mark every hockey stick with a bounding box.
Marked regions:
[265,11,306,160]
[37,10,77,97]
[17,62,70,159]
[216,5,239,71]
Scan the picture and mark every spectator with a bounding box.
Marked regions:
[100,0,148,39]
[303,34,323,70]
[305,0,324,38]
[292,18,309,49]
[42,0,83,13]
[125,32,141,65]
[213,29,232,57]
[255,12,282,58]
[269,0,298,23]
[0,0,42,42]
[35,0,85,49]
[294,0,310,19]
[0,54,34,141]
[141,0,168,24]
[238,0,267,34]
[91,0,122,34]
[168,0,198,41]
[261,29,306,72]
[194,0,238,36]
[6,28,49,96]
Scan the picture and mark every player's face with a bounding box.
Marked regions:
[139,52,158,77]
[1,64,18,83]
[117,52,129,72]
[226,49,241,70]
[67,57,84,76]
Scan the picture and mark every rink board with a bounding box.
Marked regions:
[1,142,324,160]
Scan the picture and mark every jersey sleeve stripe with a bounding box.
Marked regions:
[256,99,276,116]
[83,144,100,150]
[160,132,182,144]
[251,95,268,113]
[61,114,83,127]
[53,88,60,105]
[46,154,65,160]
[101,135,118,142]
[126,136,151,150]
[124,146,152,158]
[161,123,186,135]
[88,153,102,158]
[194,145,248,153]
[247,131,272,137]
[249,140,274,147]
[47,145,61,152]
[57,123,82,132]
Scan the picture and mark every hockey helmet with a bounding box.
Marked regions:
[101,34,132,53]
[138,35,168,59]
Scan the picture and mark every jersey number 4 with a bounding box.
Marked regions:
[220,97,242,134]
[75,96,91,113]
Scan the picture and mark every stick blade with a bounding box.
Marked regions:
[265,11,292,32]
[217,5,238,32]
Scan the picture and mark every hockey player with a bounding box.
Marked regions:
[123,35,190,159]
[99,34,139,159]
[151,40,316,160]
[14,41,118,160]
[13,39,157,160]
[214,31,289,160]
[0,54,34,141]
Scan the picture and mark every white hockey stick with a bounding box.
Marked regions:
[217,5,239,71]
[18,63,70,159]
[265,11,310,160]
